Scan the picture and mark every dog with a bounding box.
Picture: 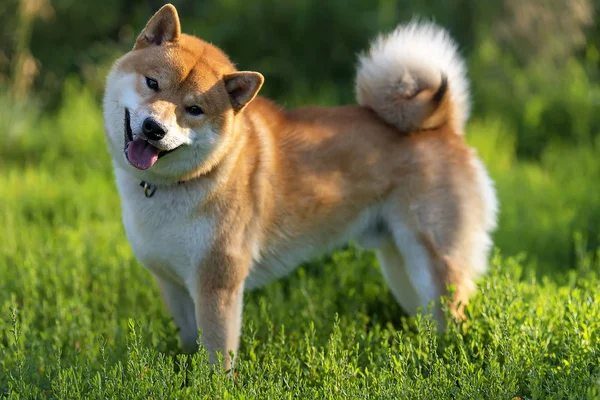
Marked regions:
[103,4,497,369]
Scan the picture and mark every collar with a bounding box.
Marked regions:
[140,181,157,198]
[139,179,189,198]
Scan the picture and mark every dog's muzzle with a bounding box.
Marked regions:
[123,108,183,170]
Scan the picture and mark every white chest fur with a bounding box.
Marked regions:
[114,168,215,289]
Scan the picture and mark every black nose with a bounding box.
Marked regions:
[142,118,166,141]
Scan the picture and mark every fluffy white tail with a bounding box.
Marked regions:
[356,21,469,135]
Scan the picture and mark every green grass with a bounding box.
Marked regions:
[1,86,600,398]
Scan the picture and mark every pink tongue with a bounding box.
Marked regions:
[127,138,160,170]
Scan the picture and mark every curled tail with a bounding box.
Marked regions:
[355,21,469,135]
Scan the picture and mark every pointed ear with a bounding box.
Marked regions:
[134,4,181,49]
[223,72,264,113]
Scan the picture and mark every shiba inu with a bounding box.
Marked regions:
[103,4,497,369]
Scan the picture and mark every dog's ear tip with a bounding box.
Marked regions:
[135,3,181,49]
[160,4,179,18]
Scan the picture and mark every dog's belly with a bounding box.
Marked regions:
[245,241,321,289]
[245,206,387,290]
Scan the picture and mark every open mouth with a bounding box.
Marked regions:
[123,108,182,170]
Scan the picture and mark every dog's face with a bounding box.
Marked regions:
[103,4,263,183]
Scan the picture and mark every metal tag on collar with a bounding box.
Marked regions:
[140,181,157,198]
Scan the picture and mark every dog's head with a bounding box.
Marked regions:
[103,4,263,183]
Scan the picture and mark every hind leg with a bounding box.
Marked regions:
[383,220,447,326]
[376,239,422,316]
[386,212,489,326]
[382,155,496,325]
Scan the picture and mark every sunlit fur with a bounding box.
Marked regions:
[103,4,498,370]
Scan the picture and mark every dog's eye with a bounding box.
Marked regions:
[186,106,204,116]
[145,77,159,91]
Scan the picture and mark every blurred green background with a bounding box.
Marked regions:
[1,0,599,275]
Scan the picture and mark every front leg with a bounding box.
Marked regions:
[193,248,249,370]
[154,275,198,353]
[195,281,245,369]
